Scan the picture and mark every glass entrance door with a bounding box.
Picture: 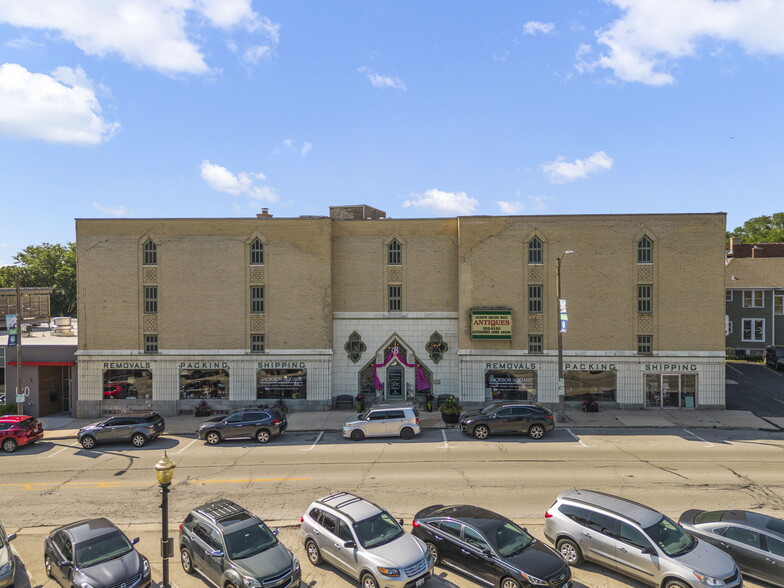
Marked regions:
[386,366,404,399]
[645,374,697,408]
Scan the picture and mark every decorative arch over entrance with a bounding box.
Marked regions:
[358,335,431,403]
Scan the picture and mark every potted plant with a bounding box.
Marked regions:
[194,400,211,417]
[356,393,365,413]
[439,395,463,425]
[425,392,434,412]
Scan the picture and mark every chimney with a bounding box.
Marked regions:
[752,245,762,258]
[729,237,742,253]
[257,208,273,219]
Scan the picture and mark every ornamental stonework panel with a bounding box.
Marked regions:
[251,314,265,331]
[528,314,543,331]
[637,265,653,281]
[638,314,653,332]
[251,267,265,282]
[143,267,157,283]
[388,267,402,282]
[144,315,158,331]
[528,265,543,282]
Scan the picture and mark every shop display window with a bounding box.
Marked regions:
[257,368,307,400]
[645,373,697,408]
[103,369,152,400]
[485,370,537,401]
[179,369,229,399]
[565,370,616,401]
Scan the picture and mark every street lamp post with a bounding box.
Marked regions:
[556,250,574,423]
[155,452,176,588]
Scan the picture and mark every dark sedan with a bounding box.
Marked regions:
[459,402,554,440]
[412,504,571,588]
[44,518,151,588]
[679,509,784,587]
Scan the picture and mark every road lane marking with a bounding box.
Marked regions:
[774,398,784,406]
[2,477,311,490]
[565,429,586,447]
[441,430,449,448]
[683,428,714,447]
[175,439,198,454]
[303,432,323,451]
[45,442,79,458]
[726,379,738,385]
[726,363,742,374]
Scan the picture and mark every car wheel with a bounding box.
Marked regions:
[45,554,53,578]
[425,541,440,564]
[2,438,18,453]
[205,431,221,445]
[361,571,380,588]
[664,581,690,588]
[305,539,322,565]
[400,427,415,440]
[180,547,194,574]
[80,435,96,450]
[529,424,546,440]
[350,429,365,441]
[256,429,271,444]
[131,433,147,447]
[473,424,490,440]
[501,578,521,588]
[557,538,583,566]
[226,583,237,588]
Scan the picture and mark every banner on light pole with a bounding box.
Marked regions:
[5,314,17,346]
[558,299,568,333]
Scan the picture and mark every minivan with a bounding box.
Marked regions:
[544,489,742,588]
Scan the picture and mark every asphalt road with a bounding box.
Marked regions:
[726,361,784,417]
[3,427,782,588]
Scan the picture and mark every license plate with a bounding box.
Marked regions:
[415,579,425,587]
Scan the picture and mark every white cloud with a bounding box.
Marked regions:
[585,0,784,85]
[403,189,478,215]
[497,201,525,214]
[243,45,273,64]
[541,151,613,184]
[6,35,45,50]
[0,63,119,145]
[523,21,555,35]
[274,139,312,157]
[200,160,279,202]
[358,66,407,90]
[0,0,279,76]
[93,201,129,217]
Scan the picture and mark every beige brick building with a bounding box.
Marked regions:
[75,210,726,417]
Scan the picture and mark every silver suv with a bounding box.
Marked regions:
[300,492,434,588]
[342,404,420,441]
[544,490,742,588]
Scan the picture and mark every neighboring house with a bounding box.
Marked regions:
[725,257,784,357]
[727,237,784,258]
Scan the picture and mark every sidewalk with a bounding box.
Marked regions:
[37,407,782,441]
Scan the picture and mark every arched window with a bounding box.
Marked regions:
[528,237,543,264]
[388,239,402,265]
[638,236,652,264]
[143,239,157,265]
[250,239,264,265]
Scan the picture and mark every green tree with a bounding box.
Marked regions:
[728,213,784,243]
[0,243,77,317]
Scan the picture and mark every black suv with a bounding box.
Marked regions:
[764,345,784,370]
[197,408,287,445]
[77,412,165,449]
[179,499,300,588]
[459,402,554,440]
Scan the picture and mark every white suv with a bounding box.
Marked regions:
[342,404,421,441]
[300,492,434,588]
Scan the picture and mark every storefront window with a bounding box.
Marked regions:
[565,370,616,401]
[103,369,152,400]
[257,368,307,400]
[485,370,537,401]
[645,373,698,408]
[179,369,229,399]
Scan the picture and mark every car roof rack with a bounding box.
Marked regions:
[196,499,248,523]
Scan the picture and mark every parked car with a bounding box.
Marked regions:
[342,404,421,441]
[0,414,44,453]
[544,489,742,588]
[179,499,301,588]
[43,518,151,588]
[78,412,165,449]
[300,491,434,588]
[197,407,287,445]
[412,504,571,588]
[764,345,784,370]
[0,521,17,588]
[679,509,784,587]
[459,402,554,440]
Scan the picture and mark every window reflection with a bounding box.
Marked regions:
[256,368,307,400]
[103,370,152,400]
[565,370,616,401]
[179,369,229,399]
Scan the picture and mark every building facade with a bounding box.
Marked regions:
[75,211,727,417]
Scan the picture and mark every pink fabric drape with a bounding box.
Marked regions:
[371,348,430,391]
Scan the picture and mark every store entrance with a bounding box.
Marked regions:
[645,373,697,408]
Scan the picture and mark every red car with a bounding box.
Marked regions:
[0,415,44,453]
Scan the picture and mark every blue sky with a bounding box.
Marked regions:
[1,0,783,265]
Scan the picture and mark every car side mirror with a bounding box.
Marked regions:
[641,546,656,555]
[399,519,404,526]
[343,540,356,549]
[6,533,16,542]
[481,548,492,557]
[58,560,73,568]
[210,549,224,557]
[131,537,140,545]
[272,528,279,536]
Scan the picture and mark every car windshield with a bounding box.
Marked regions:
[75,531,134,568]
[353,512,404,549]
[644,516,695,556]
[356,411,369,420]
[479,403,504,415]
[491,521,535,557]
[224,523,278,559]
